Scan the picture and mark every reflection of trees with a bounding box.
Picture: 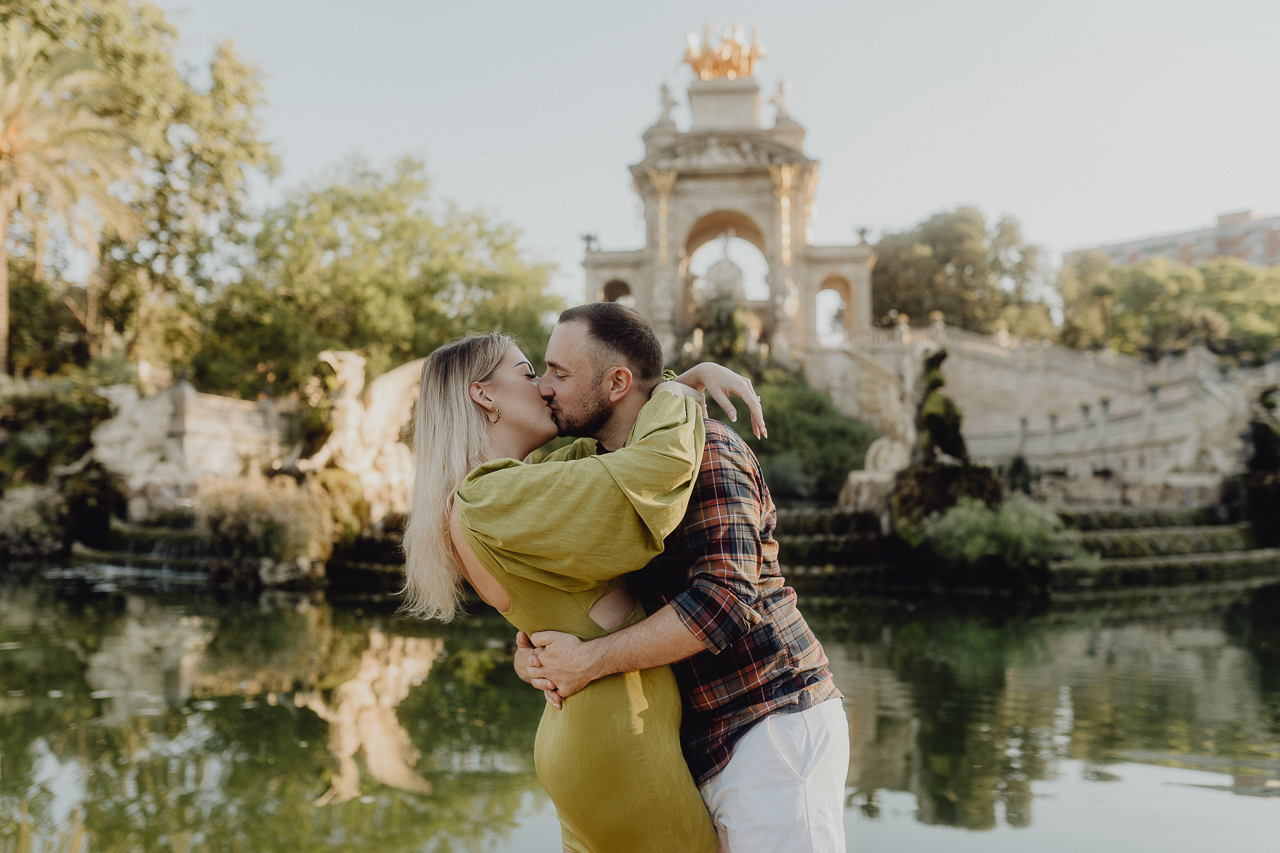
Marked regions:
[0,581,547,852]
[815,589,1280,831]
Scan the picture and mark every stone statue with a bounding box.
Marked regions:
[658,83,677,125]
[297,351,426,522]
[770,80,792,122]
[684,24,765,80]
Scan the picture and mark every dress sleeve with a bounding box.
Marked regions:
[456,390,705,591]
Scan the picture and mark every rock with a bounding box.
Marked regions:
[258,556,325,587]
[838,471,895,534]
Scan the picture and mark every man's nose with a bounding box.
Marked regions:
[537,376,554,400]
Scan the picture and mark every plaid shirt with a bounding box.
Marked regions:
[630,418,840,785]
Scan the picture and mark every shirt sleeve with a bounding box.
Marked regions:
[540,437,599,463]
[666,436,768,654]
[456,390,706,590]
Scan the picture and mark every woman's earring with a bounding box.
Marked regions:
[486,405,502,425]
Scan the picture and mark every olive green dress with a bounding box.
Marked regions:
[455,391,718,853]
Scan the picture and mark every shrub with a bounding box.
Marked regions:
[197,476,334,563]
[892,464,1003,546]
[708,368,877,502]
[0,377,115,491]
[924,494,1063,567]
[0,486,64,558]
[315,468,370,546]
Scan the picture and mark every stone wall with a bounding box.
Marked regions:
[856,322,1278,491]
[93,382,282,520]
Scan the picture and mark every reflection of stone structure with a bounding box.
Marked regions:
[295,630,442,805]
[92,382,281,520]
[298,351,425,522]
[821,597,1279,830]
[84,596,214,727]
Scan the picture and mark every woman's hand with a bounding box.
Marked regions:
[674,363,767,439]
[653,380,707,408]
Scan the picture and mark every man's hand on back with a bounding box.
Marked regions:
[514,631,567,709]
[527,631,597,708]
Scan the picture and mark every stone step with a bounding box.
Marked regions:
[1056,524,1254,559]
[773,508,881,537]
[774,533,894,568]
[105,524,213,561]
[1051,548,1280,592]
[1055,504,1225,531]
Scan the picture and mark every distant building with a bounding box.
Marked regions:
[1064,209,1280,269]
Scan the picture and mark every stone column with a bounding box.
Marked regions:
[645,169,680,358]
[767,165,800,363]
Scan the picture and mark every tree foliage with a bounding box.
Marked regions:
[1058,253,1280,359]
[192,156,561,397]
[872,207,1052,336]
[0,20,138,373]
[1,0,278,374]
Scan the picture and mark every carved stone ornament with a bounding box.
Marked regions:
[648,137,806,173]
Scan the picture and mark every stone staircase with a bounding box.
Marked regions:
[775,504,1280,598]
[1049,505,1280,599]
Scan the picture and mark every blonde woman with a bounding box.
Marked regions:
[403,330,760,853]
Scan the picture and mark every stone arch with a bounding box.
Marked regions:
[601,279,633,303]
[683,210,768,262]
[818,274,856,334]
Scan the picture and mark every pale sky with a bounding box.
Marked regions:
[156,0,1280,303]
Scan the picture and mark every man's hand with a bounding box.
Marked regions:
[515,631,565,709]
[527,630,599,705]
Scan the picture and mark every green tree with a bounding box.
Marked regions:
[2,0,278,374]
[872,207,1050,336]
[193,156,561,397]
[1199,257,1280,359]
[0,22,137,374]
[1057,254,1278,360]
[1056,249,1115,350]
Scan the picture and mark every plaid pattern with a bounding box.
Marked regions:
[631,418,840,785]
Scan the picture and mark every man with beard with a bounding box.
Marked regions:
[516,302,849,853]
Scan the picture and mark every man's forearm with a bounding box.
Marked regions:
[583,604,707,681]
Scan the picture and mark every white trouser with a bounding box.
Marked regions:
[698,698,849,853]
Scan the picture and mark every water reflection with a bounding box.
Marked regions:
[1,571,1278,851]
[0,575,546,852]
[295,630,440,804]
[813,585,1280,831]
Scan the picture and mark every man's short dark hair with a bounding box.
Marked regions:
[558,302,664,388]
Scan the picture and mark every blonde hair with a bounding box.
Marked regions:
[402,331,513,621]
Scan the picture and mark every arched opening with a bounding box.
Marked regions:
[683,210,767,260]
[679,211,772,353]
[601,279,634,307]
[687,236,770,303]
[817,274,854,348]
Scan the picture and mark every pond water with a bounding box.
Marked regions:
[1,565,1277,852]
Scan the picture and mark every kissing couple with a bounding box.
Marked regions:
[404,302,849,853]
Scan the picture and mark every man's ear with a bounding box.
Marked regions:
[602,366,634,403]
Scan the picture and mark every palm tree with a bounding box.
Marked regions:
[0,24,138,374]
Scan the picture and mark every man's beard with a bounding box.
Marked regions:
[552,389,613,439]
